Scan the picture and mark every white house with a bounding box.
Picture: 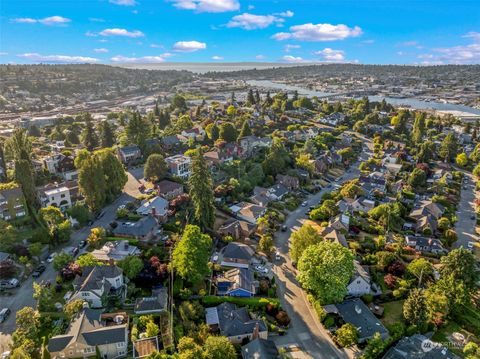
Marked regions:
[347,261,372,297]
[40,186,72,211]
[165,154,191,179]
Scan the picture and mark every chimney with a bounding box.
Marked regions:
[252,322,260,340]
[151,206,156,217]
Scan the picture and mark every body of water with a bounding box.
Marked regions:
[247,80,480,116]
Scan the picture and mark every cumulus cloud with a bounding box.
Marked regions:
[89,17,105,22]
[12,16,71,25]
[431,43,480,64]
[284,44,300,52]
[150,44,163,48]
[463,31,480,42]
[17,53,99,63]
[255,54,266,60]
[227,13,284,30]
[272,23,362,41]
[212,55,224,60]
[99,28,144,37]
[275,10,294,17]
[0,52,8,56]
[282,55,305,63]
[110,54,172,63]
[173,40,207,52]
[398,40,423,49]
[314,48,345,61]
[109,0,137,5]
[171,0,239,13]
[94,48,109,53]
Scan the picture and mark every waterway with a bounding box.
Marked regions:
[246,79,480,116]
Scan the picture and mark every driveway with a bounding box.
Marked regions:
[272,143,371,358]
[454,171,478,249]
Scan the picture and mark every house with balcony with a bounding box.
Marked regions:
[39,185,72,211]
[165,154,191,179]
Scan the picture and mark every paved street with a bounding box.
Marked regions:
[0,171,141,351]
[271,142,371,359]
[454,171,478,249]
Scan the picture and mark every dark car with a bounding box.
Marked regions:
[79,240,87,248]
[32,265,46,278]
[72,247,79,257]
[281,225,288,232]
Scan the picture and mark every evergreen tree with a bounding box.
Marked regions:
[255,89,261,104]
[158,110,171,129]
[230,91,236,103]
[82,116,99,151]
[205,123,220,141]
[439,133,458,162]
[154,101,160,117]
[246,89,255,106]
[219,123,237,143]
[126,111,151,152]
[238,120,252,139]
[78,155,106,212]
[98,121,116,148]
[14,159,38,210]
[403,288,428,330]
[188,149,215,230]
[95,149,127,202]
[412,112,426,144]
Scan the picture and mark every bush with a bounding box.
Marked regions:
[201,296,279,309]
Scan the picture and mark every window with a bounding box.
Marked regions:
[82,292,89,297]
[84,347,95,354]
[61,194,65,198]
[118,351,125,356]
[116,342,126,348]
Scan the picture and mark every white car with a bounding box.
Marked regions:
[255,265,268,274]
[467,242,475,250]
[46,252,57,263]
[275,251,281,261]
[301,201,308,207]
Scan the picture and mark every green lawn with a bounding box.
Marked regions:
[381,300,404,329]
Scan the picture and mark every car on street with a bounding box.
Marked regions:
[46,252,57,263]
[255,265,268,274]
[281,225,288,232]
[467,242,475,250]
[0,279,19,290]
[32,264,46,278]
[471,215,476,220]
[0,308,11,323]
[275,251,281,261]
[301,201,308,207]
[79,240,87,248]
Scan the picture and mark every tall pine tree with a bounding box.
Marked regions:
[238,120,252,139]
[188,149,215,231]
[82,116,99,151]
[98,121,116,148]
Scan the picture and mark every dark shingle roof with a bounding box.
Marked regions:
[242,339,279,359]
[214,302,267,337]
[383,334,460,359]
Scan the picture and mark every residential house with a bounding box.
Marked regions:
[181,126,206,141]
[134,287,168,315]
[203,149,233,167]
[57,155,77,181]
[43,153,64,174]
[319,112,346,126]
[220,242,255,269]
[276,174,300,191]
[321,226,348,248]
[47,309,128,359]
[382,334,460,359]
[216,268,257,297]
[229,202,267,224]
[409,200,445,234]
[90,240,141,263]
[242,339,280,359]
[351,197,376,213]
[205,302,268,344]
[329,214,350,232]
[39,185,72,211]
[136,196,169,221]
[0,186,27,221]
[117,146,142,165]
[323,298,389,343]
[359,172,387,194]
[70,266,125,308]
[165,154,191,179]
[237,136,272,159]
[161,135,182,150]
[113,216,158,241]
[405,236,446,254]
[347,261,372,297]
[265,184,289,201]
[218,218,257,240]
[156,180,184,200]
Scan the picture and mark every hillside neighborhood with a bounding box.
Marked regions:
[0,85,479,359]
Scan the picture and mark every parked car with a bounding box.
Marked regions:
[275,251,281,261]
[471,215,476,220]
[0,279,19,290]
[0,308,11,323]
[301,201,308,207]
[72,247,79,257]
[32,265,46,278]
[46,252,57,263]
[255,265,268,274]
[281,225,288,232]
[79,240,87,248]
[467,242,475,250]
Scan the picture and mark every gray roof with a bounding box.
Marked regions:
[48,309,127,353]
[134,288,168,314]
[210,302,267,337]
[382,334,460,359]
[326,298,389,341]
[217,268,256,294]
[242,339,279,359]
[113,216,157,237]
[222,242,254,261]
[73,265,122,292]
[119,145,140,154]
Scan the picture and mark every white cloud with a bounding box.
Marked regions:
[275,10,294,17]
[432,43,480,64]
[110,54,171,63]
[212,55,224,60]
[89,17,105,22]
[150,44,163,48]
[272,23,362,41]
[17,53,99,63]
[255,54,266,60]
[314,48,345,61]
[171,0,239,13]
[12,16,71,25]
[0,52,8,56]
[94,48,109,53]
[109,0,137,5]
[173,40,207,52]
[360,39,375,44]
[12,18,37,23]
[284,44,300,52]
[99,28,144,37]
[463,31,480,42]
[282,55,305,63]
[397,51,405,56]
[227,13,283,30]
[247,5,254,10]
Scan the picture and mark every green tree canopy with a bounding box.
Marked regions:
[297,241,354,304]
[290,224,322,264]
[144,154,168,182]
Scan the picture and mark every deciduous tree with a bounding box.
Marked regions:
[144,154,168,181]
[290,224,322,263]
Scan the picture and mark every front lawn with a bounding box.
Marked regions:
[381,300,404,330]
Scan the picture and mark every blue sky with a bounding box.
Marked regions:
[1,0,479,65]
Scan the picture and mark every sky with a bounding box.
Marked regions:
[1,0,479,65]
